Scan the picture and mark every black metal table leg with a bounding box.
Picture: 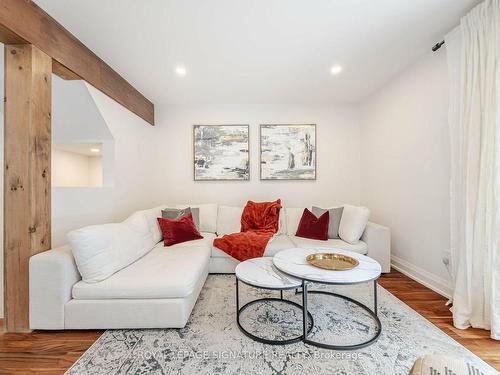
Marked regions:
[236,277,239,312]
[297,278,382,350]
[374,279,378,316]
[302,280,308,340]
[236,277,314,345]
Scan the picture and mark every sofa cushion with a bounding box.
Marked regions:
[290,236,368,254]
[176,203,218,233]
[68,208,162,283]
[217,205,243,235]
[263,235,296,256]
[72,237,212,300]
[285,207,305,236]
[278,207,287,234]
[339,204,370,244]
[212,234,294,258]
[144,206,164,243]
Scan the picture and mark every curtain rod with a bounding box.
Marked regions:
[432,40,445,52]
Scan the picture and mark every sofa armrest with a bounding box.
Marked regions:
[361,222,391,273]
[29,245,81,329]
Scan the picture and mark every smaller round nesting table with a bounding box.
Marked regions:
[235,257,314,345]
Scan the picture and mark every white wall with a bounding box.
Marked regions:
[51,102,362,244]
[88,156,103,186]
[360,50,452,297]
[51,85,164,247]
[153,104,361,208]
[52,76,113,143]
[56,102,359,237]
[52,149,102,187]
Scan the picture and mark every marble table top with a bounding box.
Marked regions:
[235,257,302,289]
[273,248,381,284]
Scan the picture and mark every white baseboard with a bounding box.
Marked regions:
[391,255,453,299]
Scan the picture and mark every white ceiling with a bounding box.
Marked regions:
[36,0,478,106]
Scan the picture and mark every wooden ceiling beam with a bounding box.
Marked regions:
[52,60,81,81]
[0,0,154,125]
[0,26,80,80]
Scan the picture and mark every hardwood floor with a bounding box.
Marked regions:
[0,328,102,374]
[379,270,500,371]
[0,269,498,374]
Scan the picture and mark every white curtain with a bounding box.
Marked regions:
[445,0,500,340]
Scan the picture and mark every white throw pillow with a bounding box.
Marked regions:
[142,206,164,243]
[338,204,370,244]
[285,207,306,236]
[217,206,243,235]
[68,210,158,283]
[278,207,287,234]
[176,203,218,233]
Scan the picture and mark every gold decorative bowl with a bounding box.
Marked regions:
[306,253,359,271]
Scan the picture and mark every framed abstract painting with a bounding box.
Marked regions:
[193,125,250,181]
[260,124,316,180]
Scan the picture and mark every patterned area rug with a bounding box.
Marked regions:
[67,275,495,374]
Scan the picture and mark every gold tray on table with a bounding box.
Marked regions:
[306,253,359,271]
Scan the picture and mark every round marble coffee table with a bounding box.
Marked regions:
[273,248,382,350]
[235,257,314,345]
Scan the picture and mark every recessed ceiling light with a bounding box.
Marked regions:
[175,66,187,76]
[90,148,100,153]
[330,65,343,75]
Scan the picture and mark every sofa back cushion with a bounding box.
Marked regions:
[176,203,218,233]
[144,206,164,243]
[217,205,243,235]
[285,207,306,236]
[338,204,370,244]
[68,207,161,283]
[277,208,286,234]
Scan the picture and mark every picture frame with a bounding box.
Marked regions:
[260,124,316,180]
[193,124,250,181]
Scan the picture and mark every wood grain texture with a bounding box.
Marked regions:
[52,61,80,81]
[0,0,154,125]
[379,270,500,371]
[0,270,498,373]
[0,24,24,44]
[4,44,52,333]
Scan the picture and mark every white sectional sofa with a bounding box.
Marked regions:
[29,203,391,330]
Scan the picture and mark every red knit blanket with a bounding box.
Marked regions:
[213,199,282,261]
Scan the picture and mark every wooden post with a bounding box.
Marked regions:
[4,44,52,332]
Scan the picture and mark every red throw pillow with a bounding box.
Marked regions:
[295,208,329,241]
[157,213,203,246]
